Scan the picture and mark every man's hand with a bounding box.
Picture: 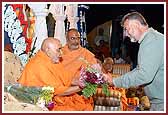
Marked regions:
[57,86,81,96]
[71,77,79,86]
[103,73,114,86]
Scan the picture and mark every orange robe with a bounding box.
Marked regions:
[18,51,93,111]
[61,45,97,77]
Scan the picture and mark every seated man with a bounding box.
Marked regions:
[18,37,93,111]
[101,57,114,80]
[102,57,114,74]
[61,28,98,78]
[114,53,125,64]
[98,40,110,59]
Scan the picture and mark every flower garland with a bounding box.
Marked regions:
[78,5,89,48]
[4,4,32,66]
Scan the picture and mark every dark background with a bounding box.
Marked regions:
[84,4,164,34]
[81,4,164,67]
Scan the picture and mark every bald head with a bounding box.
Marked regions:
[103,57,114,64]
[67,29,80,39]
[103,57,114,73]
[41,37,60,52]
[41,37,62,63]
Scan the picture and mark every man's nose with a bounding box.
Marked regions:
[75,38,79,42]
[124,29,129,38]
[125,31,129,37]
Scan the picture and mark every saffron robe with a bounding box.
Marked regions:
[18,51,93,111]
[61,45,97,77]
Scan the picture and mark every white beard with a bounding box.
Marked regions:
[130,37,137,42]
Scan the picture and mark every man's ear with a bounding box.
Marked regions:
[66,34,69,41]
[45,48,50,56]
[66,37,69,42]
[134,20,141,28]
[45,47,49,52]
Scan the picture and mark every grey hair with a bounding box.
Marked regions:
[120,12,148,27]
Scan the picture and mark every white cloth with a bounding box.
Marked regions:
[114,58,125,64]
[94,35,108,46]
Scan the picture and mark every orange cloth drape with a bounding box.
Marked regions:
[61,45,97,78]
[53,94,93,111]
[18,51,93,111]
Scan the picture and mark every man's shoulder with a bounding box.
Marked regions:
[26,53,47,68]
[25,57,40,69]
[143,30,164,47]
[80,47,94,54]
[146,28,164,40]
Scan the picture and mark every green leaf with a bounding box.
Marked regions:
[102,84,110,96]
[82,83,98,98]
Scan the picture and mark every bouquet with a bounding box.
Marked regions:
[4,83,54,110]
[79,58,110,98]
[36,86,55,110]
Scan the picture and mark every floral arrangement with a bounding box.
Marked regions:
[4,4,30,66]
[4,83,55,110]
[36,86,55,110]
[79,58,110,98]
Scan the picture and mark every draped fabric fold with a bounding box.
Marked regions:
[18,51,93,111]
[61,45,97,78]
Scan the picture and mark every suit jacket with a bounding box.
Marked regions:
[113,28,164,106]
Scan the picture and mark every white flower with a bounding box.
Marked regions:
[91,64,102,73]
[42,86,54,93]
[36,97,46,108]
[19,54,28,66]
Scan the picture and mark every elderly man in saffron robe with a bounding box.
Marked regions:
[18,37,93,111]
[61,28,98,78]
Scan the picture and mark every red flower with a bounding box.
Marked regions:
[79,65,105,88]
[85,71,98,84]
[25,38,32,53]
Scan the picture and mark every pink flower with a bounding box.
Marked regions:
[46,101,54,111]
[78,63,110,98]
[79,65,106,89]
